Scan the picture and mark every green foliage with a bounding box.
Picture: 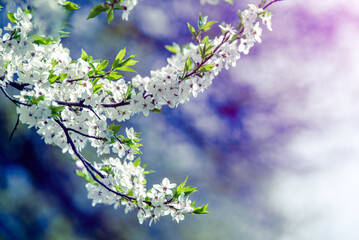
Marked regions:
[107,9,114,24]
[81,49,89,61]
[87,3,110,19]
[173,176,197,199]
[50,106,65,118]
[150,108,162,113]
[7,12,16,23]
[184,57,192,72]
[193,203,210,214]
[187,23,197,39]
[26,95,45,105]
[76,170,94,184]
[33,36,54,45]
[92,83,103,94]
[165,42,181,54]
[224,0,234,4]
[64,1,80,11]
[133,158,141,167]
[108,123,122,135]
[198,64,214,73]
[112,48,137,73]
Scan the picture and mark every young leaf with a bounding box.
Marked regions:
[107,71,123,80]
[81,49,88,61]
[133,158,141,167]
[165,43,181,54]
[108,123,122,135]
[64,1,80,11]
[7,12,16,23]
[116,47,126,61]
[93,83,103,94]
[97,60,109,71]
[193,203,210,214]
[198,64,214,73]
[198,13,208,29]
[107,9,114,24]
[33,36,54,45]
[187,23,197,39]
[116,66,136,73]
[201,21,218,32]
[150,108,162,113]
[184,57,192,72]
[88,3,110,19]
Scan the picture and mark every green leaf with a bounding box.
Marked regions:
[198,64,214,73]
[125,81,134,100]
[198,13,208,29]
[184,57,192,72]
[107,71,123,80]
[96,60,108,71]
[33,36,54,45]
[181,186,197,196]
[87,3,110,19]
[133,158,141,167]
[7,12,16,23]
[107,9,114,24]
[187,23,197,39]
[81,49,88,61]
[165,43,181,54]
[50,105,65,118]
[58,73,68,82]
[48,72,59,84]
[64,1,80,11]
[202,36,209,44]
[108,123,122,135]
[201,21,218,32]
[193,203,210,214]
[224,0,234,4]
[76,170,94,184]
[116,47,126,61]
[116,66,136,73]
[150,108,162,113]
[173,176,188,198]
[93,83,103,94]
[143,170,155,175]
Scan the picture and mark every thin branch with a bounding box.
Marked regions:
[67,127,105,141]
[9,115,20,141]
[56,100,101,120]
[263,0,284,10]
[1,87,31,107]
[54,118,140,203]
[8,81,31,91]
[183,32,229,80]
[101,101,130,108]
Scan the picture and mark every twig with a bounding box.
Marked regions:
[9,115,20,141]
[0,87,31,107]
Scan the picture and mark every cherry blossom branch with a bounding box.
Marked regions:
[183,32,229,80]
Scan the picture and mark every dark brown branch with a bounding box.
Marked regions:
[9,115,20,141]
[1,86,31,107]
[54,118,140,203]
[67,128,105,141]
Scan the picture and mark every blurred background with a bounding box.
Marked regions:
[1,0,359,239]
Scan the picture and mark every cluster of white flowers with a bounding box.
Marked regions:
[0,1,274,225]
[121,0,139,21]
